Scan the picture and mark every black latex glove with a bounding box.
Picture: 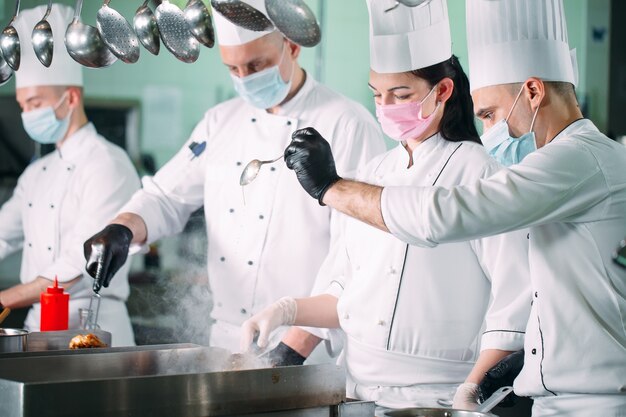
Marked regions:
[284,127,341,205]
[83,224,133,293]
[478,350,525,407]
[267,342,306,367]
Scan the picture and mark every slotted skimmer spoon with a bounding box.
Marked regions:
[0,0,21,71]
[65,0,117,68]
[385,0,432,13]
[265,0,320,47]
[32,0,54,67]
[184,0,214,48]
[155,0,199,63]
[96,0,140,63]
[134,0,160,55]
[240,154,283,186]
[211,0,274,32]
[0,51,13,85]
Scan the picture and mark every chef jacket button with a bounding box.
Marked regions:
[240,308,247,314]
[343,313,349,320]
[259,214,264,220]
[28,243,32,247]
[236,161,242,166]
[270,167,276,171]
[217,302,222,307]
[531,348,537,355]
[220,257,225,262]
[286,121,292,126]
[248,260,253,265]
[47,247,52,251]
[377,320,385,326]
[355,265,361,271]
[28,203,32,207]
[50,204,54,209]
[67,167,72,172]
[251,118,256,123]
[527,233,530,239]
[389,267,397,275]
[229,208,235,213]
[534,291,538,298]
[42,166,46,171]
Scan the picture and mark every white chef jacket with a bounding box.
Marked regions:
[0,123,139,346]
[380,119,626,403]
[121,75,386,351]
[316,135,530,408]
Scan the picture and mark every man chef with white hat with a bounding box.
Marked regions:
[83,0,385,353]
[282,0,626,415]
[0,4,139,346]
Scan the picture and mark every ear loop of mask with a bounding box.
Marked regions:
[506,84,542,136]
[418,85,441,119]
[278,39,295,85]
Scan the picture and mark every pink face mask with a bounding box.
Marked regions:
[375,86,440,142]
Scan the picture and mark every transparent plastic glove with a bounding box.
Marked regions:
[239,297,297,352]
[453,382,480,410]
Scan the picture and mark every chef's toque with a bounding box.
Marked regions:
[14,3,83,89]
[367,0,452,73]
[466,0,578,92]
[213,0,275,46]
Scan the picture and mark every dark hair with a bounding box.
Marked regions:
[410,55,481,144]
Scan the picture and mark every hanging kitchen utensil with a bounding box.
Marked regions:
[133,0,160,55]
[184,0,214,48]
[96,0,140,64]
[385,0,432,13]
[210,0,274,32]
[65,0,117,68]
[264,0,320,47]
[31,0,54,67]
[0,51,13,85]
[155,0,199,63]
[239,154,283,186]
[0,308,11,326]
[0,0,21,71]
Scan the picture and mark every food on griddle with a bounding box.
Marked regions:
[69,333,107,349]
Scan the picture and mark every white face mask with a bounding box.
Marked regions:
[21,92,73,145]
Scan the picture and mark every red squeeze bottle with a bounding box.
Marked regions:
[40,276,69,331]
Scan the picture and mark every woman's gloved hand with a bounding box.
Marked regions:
[239,297,297,352]
[83,224,133,293]
[478,350,525,407]
[284,127,341,205]
[453,382,480,410]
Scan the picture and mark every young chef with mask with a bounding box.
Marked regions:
[0,4,139,346]
[283,0,626,415]
[240,0,531,413]
[83,0,385,352]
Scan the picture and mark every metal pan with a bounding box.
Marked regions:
[0,328,28,353]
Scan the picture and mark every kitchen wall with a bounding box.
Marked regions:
[0,0,603,166]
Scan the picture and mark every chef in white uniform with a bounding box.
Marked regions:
[282,0,626,415]
[82,0,385,352]
[0,4,139,346]
[240,0,531,412]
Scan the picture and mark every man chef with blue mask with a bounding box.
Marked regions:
[83,0,385,354]
[0,4,139,346]
[282,0,626,415]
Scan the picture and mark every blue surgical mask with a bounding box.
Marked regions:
[21,92,73,145]
[481,85,541,166]
[230,44,293,109]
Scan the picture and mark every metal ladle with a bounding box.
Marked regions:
[155,0,199,63]
[385,0,432,13]
[184,0,214,48]
[65,0,117,68]
[210,0,274,32]
[32,0,54,67]
[0,0,21,71]
[133,0,160,55]
[0,51,14,85]
[97,0,140,64]
[265,0,320,47]
[240,154,283,186]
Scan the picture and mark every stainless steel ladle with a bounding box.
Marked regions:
[211,0,274,32]
[385,0,432,13]
[65,0,117,68]
[184,0,214,48]
[0,50,14,85]
[265,0,320,47]
[155,0,199,63]
[240,154,283,186]
[134,0,160,55]
[96,0,140,64]
[32,0,53,67]
[0,0,21,71]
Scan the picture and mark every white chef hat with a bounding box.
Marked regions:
[213,0,275,46]
[467,0,578,92]
[367,0,452,73]
[13,3,82,89]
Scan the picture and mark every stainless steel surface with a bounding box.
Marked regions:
[265,0,321,47]
[211,0,274,32]
[31,0,53,67]
[0,49,14,85]
[96,0,140,63]
[155,0,199,63]
[0,328,28,353]
[65,0,117,68]
[134,0,160,55]
[337,400,377,416]
[384,409,497,417]
[0,0,21,70]
[184,0,214,48]
[477,387,514,413]
[0,344,346,417]
[240,154,283,186]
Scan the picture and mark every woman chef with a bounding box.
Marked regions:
[0,4,138,346]
[240,0,531,413]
